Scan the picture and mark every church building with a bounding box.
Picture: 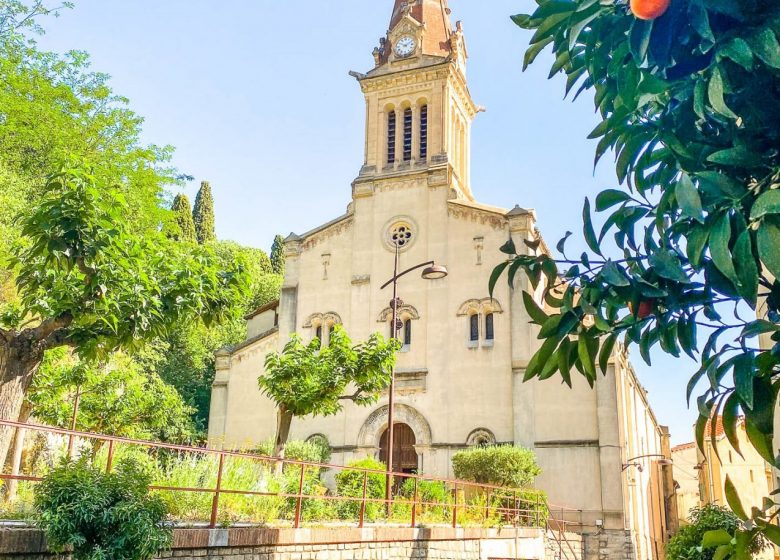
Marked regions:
[208,2,675,558]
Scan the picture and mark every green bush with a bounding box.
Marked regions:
[34,459,171,560]
[666,505,766,560]
[451,445,541,488]
[396,478,451,524]
[335,458,386,522]
[255,438,332,465]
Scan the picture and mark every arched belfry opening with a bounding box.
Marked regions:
[379,423,418,474]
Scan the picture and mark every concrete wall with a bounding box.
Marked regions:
[0,527,569,560]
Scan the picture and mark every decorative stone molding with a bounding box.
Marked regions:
[466,428,497,447]
[378,304,420,322]
[456,298,503,316]
[447,204,506,230]
[351,275,371,286]
[357,404,432,448]
[302,312,343,329]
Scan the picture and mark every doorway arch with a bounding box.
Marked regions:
[379,423,418,473]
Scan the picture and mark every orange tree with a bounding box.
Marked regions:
[493,0,780,554]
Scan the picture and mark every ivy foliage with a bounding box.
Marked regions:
[493,0,780,552]
[34,458,171,560]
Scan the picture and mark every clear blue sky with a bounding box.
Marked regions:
[35,0,699,444]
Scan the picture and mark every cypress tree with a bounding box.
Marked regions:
[170,194,197,242]
[193,181,216,244]
[270,234,286,275]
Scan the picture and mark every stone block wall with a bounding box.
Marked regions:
[581,529,634,560]
[0,526,547,560]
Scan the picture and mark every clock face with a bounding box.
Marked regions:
[394,36,417,58]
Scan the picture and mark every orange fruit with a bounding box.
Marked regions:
[630,0,670,20]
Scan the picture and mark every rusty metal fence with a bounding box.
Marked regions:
[0,419,582,533]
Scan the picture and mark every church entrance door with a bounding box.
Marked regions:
[379,423,418,474]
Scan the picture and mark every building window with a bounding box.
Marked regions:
[419,105,428,160]
[469,314,479,343]
[485,313,494,342]
[403,108,413,161]
[403,319,412,348]
[387,111,396,164]
[315,325,323,347]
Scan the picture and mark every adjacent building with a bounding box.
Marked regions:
[208,1,674,558]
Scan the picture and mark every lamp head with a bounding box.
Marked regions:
[422,265,448,280]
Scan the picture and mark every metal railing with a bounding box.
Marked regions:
[0,419,579,532]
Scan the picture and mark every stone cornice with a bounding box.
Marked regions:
[447,200,507,231]
[359,62,450,93]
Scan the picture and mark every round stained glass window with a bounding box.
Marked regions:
[389,223,413,248]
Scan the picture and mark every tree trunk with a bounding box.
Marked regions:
[0,341,41,470]
[6,402,32,501]
[273,407,294,475]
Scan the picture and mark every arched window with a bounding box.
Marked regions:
[403,108,413,161]
[469,314,479,342]
[403,319,412,347]
[485,313,494,342]
[315,325,323,347]
[419,105,428,160]
[325,324,333,346]
[387,111,396,164]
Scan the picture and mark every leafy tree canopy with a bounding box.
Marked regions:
[27,348,196,444]
[260,327,399,457]
[495,0,780,553]
[193,181,216,245]
[169,194,197,243]
[270,234,286,276]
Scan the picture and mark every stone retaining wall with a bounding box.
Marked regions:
[0,526,554,560]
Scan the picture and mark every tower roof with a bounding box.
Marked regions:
[388,0,453,59]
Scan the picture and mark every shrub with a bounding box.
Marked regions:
[396,478,451,524]
[34,459,171,560]
[452,445,541,488]
[255,438,332,466]
[335,458,386,522]
[666,505,766,560]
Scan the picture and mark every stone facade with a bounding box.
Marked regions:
[207,2,673,559]
[0,527,556,560]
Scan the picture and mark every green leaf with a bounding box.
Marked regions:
[578,334,597,380]
[598,333,617,373]
[523,291,549,325]
[741,320,780,338]
[697,171,747,199]
[733,354,755,410]
[725,476,748,520]
[750,190,780,220]
[582,198,602,256]
[702,530,734,549]
[489,261,510,298]
[650,250,690,283]
[595,189,631,211]
[747,28,780,68]
[675,174,704,223]
[757,218,780,280]
[710,213,740,287]
[500,238,517,255]
[530,0,577,20]
[707,147,761,168]
[686,224,710,270]
[722,392,743,457]
[523,36,555,70]
[602,260,630,287]
[629,18,653,64]
[745,419,777,466]
[733,231,759,307]
[708,67,738,119]
[719,38,754,70]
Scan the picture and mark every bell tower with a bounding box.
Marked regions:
[352,0,479,201]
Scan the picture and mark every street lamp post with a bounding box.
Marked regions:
[380,243,448,508]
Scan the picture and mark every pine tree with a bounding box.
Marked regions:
[193,181,216,244]
[270,234,286,275]
[170,194,197,242]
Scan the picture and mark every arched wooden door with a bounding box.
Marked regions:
[379,423,418,474]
